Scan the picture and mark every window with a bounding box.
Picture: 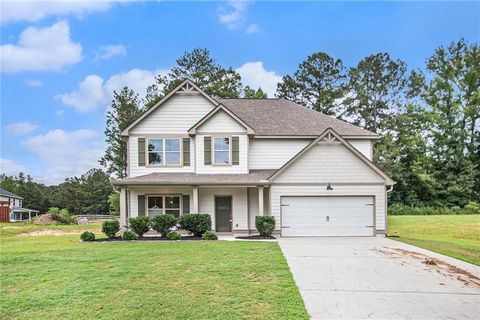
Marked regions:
[147,196,163,217]
[165,196,181,217]
[147,138,181,165]
[147,195,181,218]
[213,137,230,164]
[148,139,163,165]
[165,139,180,165]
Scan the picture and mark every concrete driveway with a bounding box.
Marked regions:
[278,237,480,319]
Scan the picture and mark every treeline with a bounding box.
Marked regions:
[2,39,478,214]
[102,40,478,209]
[0,169,114,214]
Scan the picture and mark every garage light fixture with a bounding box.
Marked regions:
[326,183,333,190]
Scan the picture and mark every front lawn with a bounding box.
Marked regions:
[0,234,307,319]
[388,215,480,266]
[0,222,102,236]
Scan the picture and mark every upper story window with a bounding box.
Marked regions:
[148,138,181,165]
[213,137,230,164]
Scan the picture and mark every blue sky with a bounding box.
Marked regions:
[1,1,478,184]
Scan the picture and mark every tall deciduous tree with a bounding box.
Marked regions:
[147,48,243,107]
[276,52,346,116]
[100,87,144,179]
[423,39,479,205]
[344,53,409,134]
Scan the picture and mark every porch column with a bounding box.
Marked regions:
[258,186,264,216]
[28,211,31,221]
[192,186,199,214]
[119,188,127,230]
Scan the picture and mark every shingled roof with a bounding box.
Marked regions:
[113,169,276,186]
[0,188,23,199]
[216,98,377,137]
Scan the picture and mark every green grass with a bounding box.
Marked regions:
[0,234,307,320]
[0,222,102,236]
[388,215,480,266]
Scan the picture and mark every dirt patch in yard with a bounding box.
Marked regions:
[374,247,480,288]
[17,229,100,237]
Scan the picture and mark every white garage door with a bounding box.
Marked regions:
[281,196,374,236]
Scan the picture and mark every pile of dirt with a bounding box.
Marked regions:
[33,214,57,225]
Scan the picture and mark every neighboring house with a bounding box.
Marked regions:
[114,80,394,236]
[0,188,39,222]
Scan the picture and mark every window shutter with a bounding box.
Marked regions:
[183,138,190,166]
[138,195,145,216]
[232,136,239,165]
[138,138,146,166]
[182,195,190,214]
[204,136,211,165]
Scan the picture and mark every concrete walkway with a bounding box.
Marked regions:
[278,237,480,320]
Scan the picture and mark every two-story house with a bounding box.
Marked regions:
[114,80,394,236]
[0,188,39,222]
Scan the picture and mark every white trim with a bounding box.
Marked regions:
[145,137,182,167]
[268,128,395,185]
[188,105,255,135]
[121,79,219,136]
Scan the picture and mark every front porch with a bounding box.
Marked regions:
[119,185,270,235]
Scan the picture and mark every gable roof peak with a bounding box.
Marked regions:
[121,79,219,136]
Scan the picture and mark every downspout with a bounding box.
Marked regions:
[385,185,394,236]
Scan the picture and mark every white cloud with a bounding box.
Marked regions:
[0,1,112,24]
[0,158,26,176]
[56,110,65,117]
[22,129,103,184]
[95,44,127,61]
[55,75,107,112]
[56,68,166,112]
[5,122,39,135]
[0,20,82,73]
[24,79,43,87]
[218,1,248,30]
[245,24,259,34]
[236,61,282,97]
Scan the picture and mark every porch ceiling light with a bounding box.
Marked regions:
[326,183,333,190]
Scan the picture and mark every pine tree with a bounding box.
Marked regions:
[276,52,346,116]
[100,87,144,179]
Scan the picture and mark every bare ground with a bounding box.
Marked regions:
[375,246,480,288]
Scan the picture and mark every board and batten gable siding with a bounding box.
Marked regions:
[129,94,215,135]
[273,142,385,183]
[196,109,247,133]
[347,139,373,160]
[129,136,195,176]
[195,134,249,174]
[248,139,311,169]
[270,185,386,232]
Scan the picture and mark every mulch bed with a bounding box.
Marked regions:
[235,235,276,240]
[92,236,203,242]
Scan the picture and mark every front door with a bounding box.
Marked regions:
[215,196,232,232]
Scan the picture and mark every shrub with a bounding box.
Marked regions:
[166,231,182,240]
[122,230,138,240]
[128,216,151,237]
[388,203,480,215]
[102,220,120,238]
[465,201,480,214]
[202,231,218,240]
[255,216,276,237]
[80,231,95,241]
[178,214,212,236]
[48,207,76,225]
[151,214,177,237]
